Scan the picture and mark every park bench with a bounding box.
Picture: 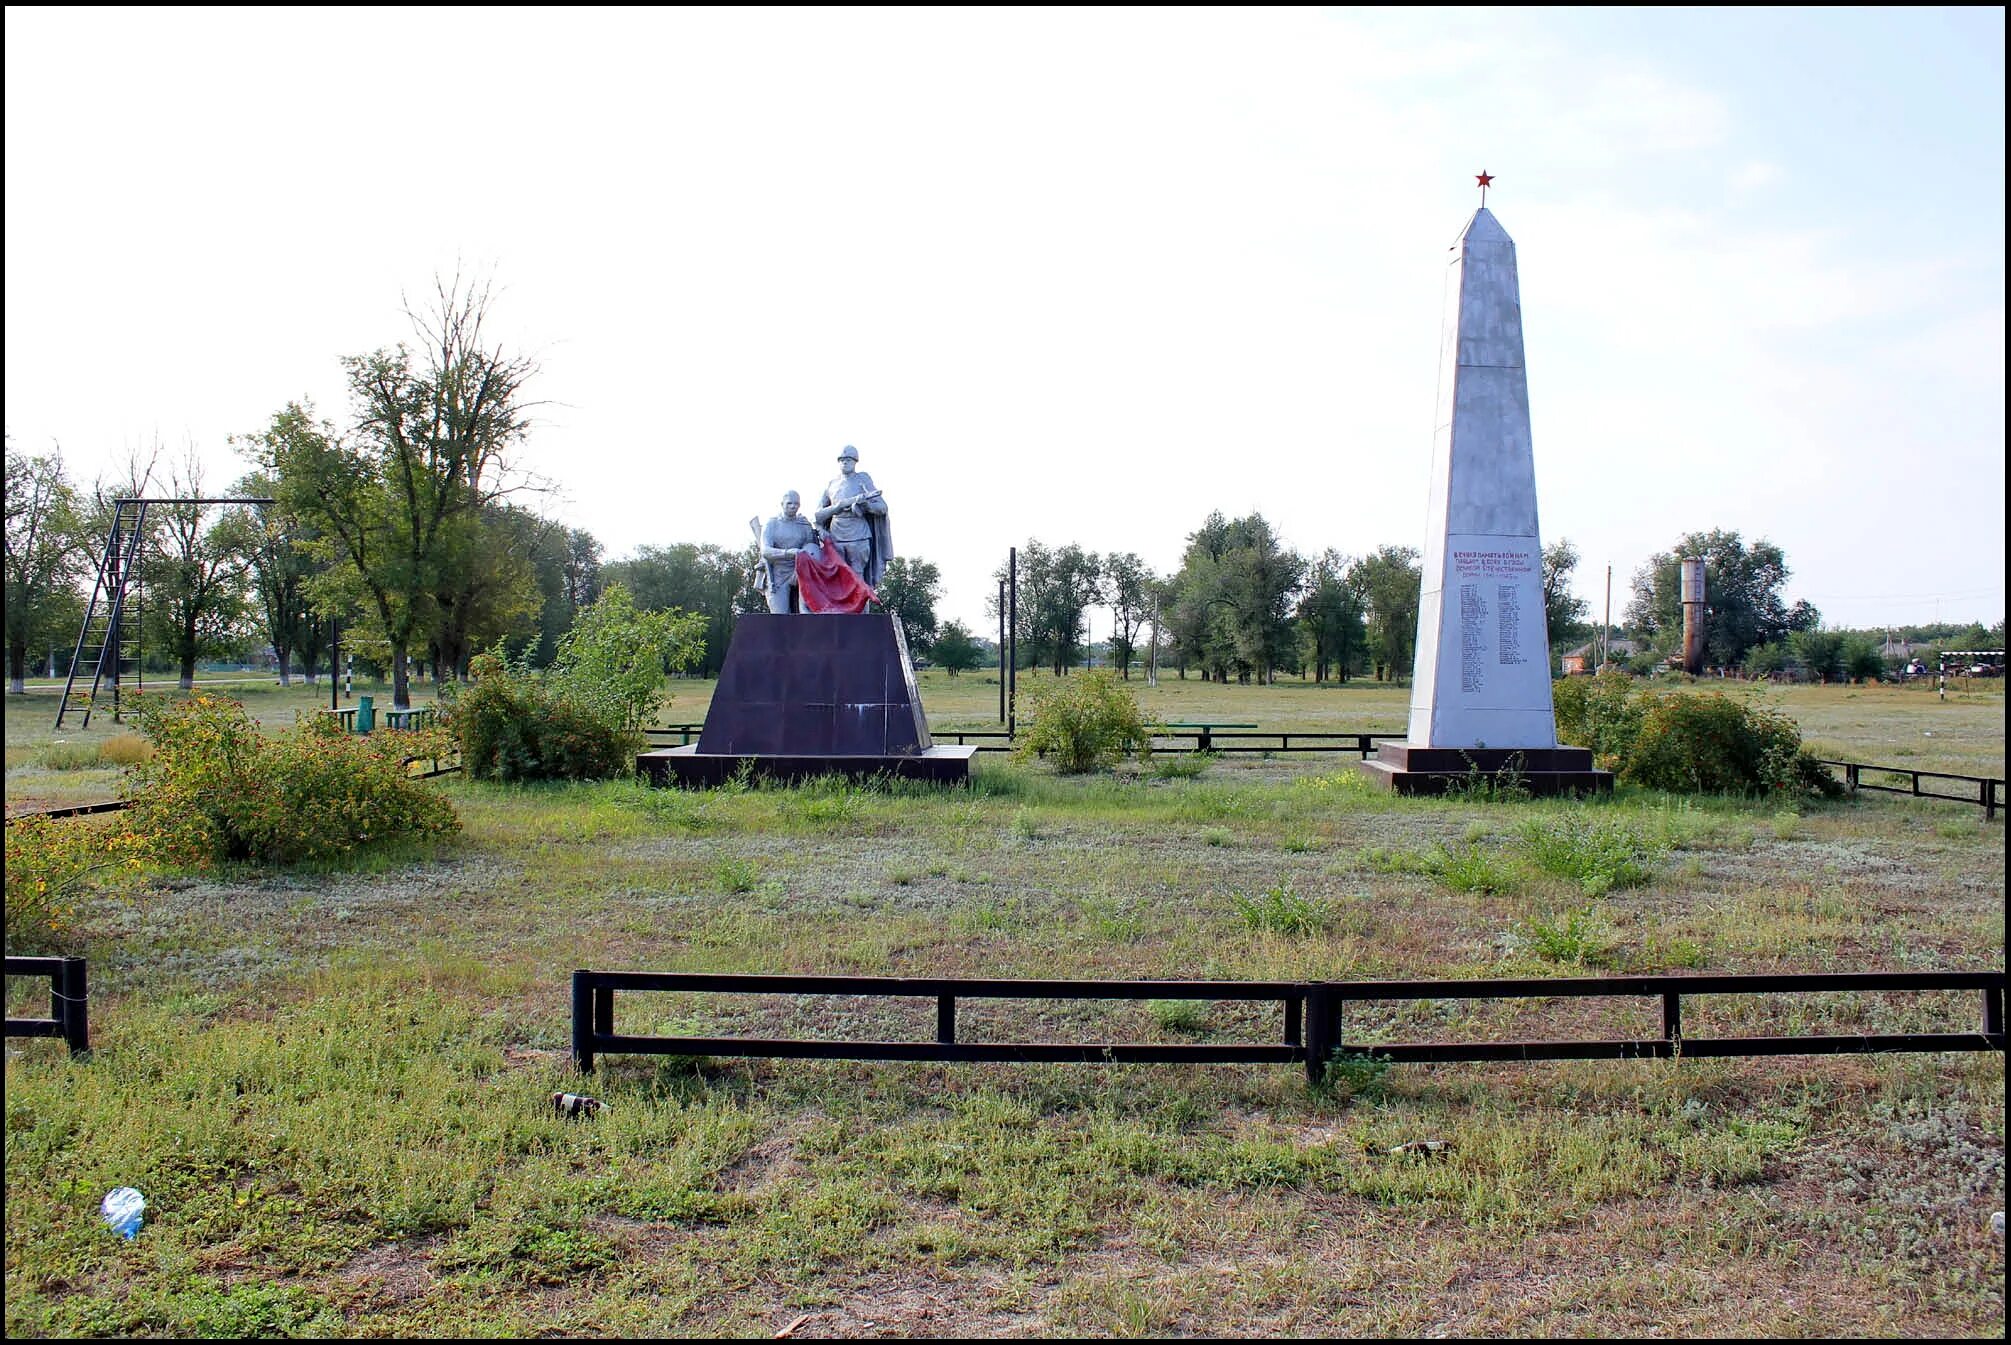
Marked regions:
[382,706,437,731]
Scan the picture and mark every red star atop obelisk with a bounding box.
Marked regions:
[1476,170,1494,206]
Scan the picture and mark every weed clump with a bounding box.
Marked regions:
[1151,752,1212,780]
[1517,817,1657,896]
[1230,881,1325,935]
[1149,999,1209,1033]
[1519,905,1616,965]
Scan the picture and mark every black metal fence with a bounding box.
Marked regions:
[5,956,90,1056]
[645,725,1405,756]
[571,969,2004,1084]
[1817,759,2003,820]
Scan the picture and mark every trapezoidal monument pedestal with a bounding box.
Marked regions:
[637,612,975,787]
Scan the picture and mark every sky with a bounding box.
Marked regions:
[5,7,2004,640]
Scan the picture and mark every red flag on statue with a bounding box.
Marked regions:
[794,538,877,614]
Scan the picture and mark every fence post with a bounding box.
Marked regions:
[1304,987,1334,1086]
[571,971,595,1073]
[1661,991,1682,1057]
[1983,778,1998,823]
[1846,763,1860,794]
[60,957,90,1057]
[1984,985,2004,1041]
[936,995,956,1046]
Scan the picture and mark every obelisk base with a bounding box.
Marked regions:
[1357,743,1612,796]
[639,742,977,787]
[637,612,974,788]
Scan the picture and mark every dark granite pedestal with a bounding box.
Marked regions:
[1356,743,1612,796]
[638,612,975,787]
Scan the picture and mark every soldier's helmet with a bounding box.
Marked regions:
[837,444,860,461]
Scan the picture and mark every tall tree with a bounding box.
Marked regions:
[216,471,327,685]
[1542,538,1592,670]
[1297,549,1366,683]
[3,440,89,694]
[1165,512,1303,683]
[1354,544,1422,682]
[1214,514,1304,684]
[1102,551,1155,679]
[874,555,942,657]
[425,502,545,681]
[141,455,252,689]
[1626,529,1817,670]
[527,525,604,667]
[992,540,1103,675]
[931,620,981,676]
[261,276,539,707]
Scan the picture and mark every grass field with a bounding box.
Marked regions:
[4,673,2004,1336]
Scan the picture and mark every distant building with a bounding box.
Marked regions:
[1561,638,1637,675]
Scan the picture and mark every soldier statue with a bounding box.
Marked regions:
[754,490,818,613]
[814,444,892,589]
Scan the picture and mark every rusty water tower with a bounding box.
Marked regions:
[1680,558,1707,674]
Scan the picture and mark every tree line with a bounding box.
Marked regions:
[7,281,1999,705]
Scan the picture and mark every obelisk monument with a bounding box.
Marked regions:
[1362,175,1608,794]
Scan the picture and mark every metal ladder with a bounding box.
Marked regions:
[55,500,150,729]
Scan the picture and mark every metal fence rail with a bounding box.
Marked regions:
[5,956,90,1056]
[1816,759,2003,820]
[643,726,1405,756]
[571,969,2004,1083]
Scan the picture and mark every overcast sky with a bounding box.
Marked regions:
[6,7,2004,637]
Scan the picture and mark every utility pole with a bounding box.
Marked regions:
[1601,564,1612,668]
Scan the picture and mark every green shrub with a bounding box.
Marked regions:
[1014,669,1150,774]
[551,583,707,733]
[453,662,635,783]
[1552,669,1651,770]
[123,693,459,866]
[450,588,706,783]
[1621,692,1839,799]
[4,814,148,950]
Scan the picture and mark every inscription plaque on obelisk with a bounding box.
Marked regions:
[1361,177,1609,794]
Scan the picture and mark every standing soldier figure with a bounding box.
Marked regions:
[755,490,818,613]
[815,444,892,589]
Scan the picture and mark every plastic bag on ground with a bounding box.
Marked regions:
[101,1187,145,1239]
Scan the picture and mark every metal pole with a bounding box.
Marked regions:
[61,957,89,1057]
[107,540,121,722]
[330,620,340,712]
[1601,565,1612,668]
[570,971,595,1073]
[998,578,1007,724]
[1007,547,1017,737]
